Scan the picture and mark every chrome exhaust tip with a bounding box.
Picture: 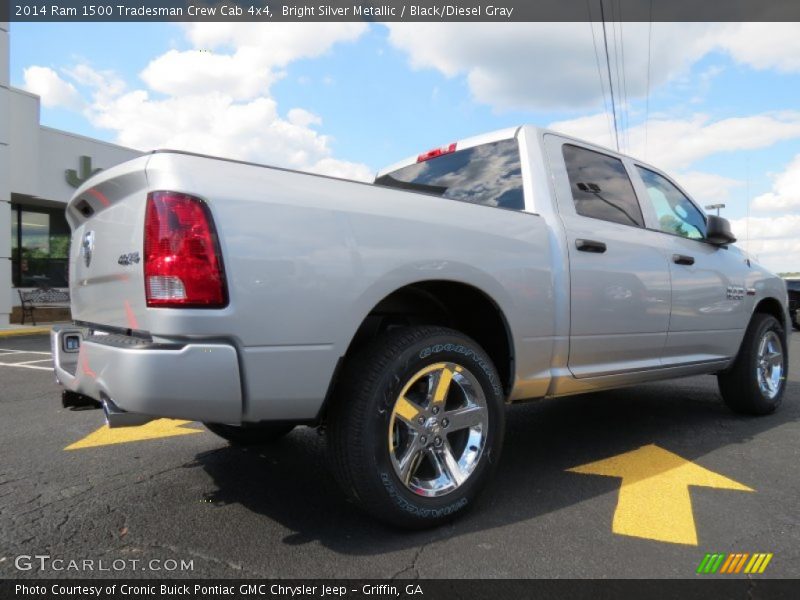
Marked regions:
[101,397,155,428]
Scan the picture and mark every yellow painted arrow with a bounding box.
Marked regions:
[65,419,203,450]
[567,444,753,545]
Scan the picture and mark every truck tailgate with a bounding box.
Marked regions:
[67,156,151,331]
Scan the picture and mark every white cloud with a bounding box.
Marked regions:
[729,215,800,273]
[184,22,367,61]
[22,66,84,110]
[547,112,613,147]
[751,154,800,212]
[72,76,369,178]
[731,214,800,240]
[548,112,800,172]
[141,23,366,100]
[64,64,126,101]
[676,171,744,205]
[713,23,800,73]
[310,157,373,182]
[287,108,322,128]
[140,48,279,99]
[386,23,800,113]
[386,22,722,111]
[638,113,800,171]
[85,90,324,166]
[33,23,371,181]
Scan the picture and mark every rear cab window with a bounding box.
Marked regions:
[374,139,525,211]
[562,144,644,227]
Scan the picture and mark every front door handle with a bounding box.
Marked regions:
[576,239,607,253]
[672,254,695,265]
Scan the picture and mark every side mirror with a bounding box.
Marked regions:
[706,215,736,246]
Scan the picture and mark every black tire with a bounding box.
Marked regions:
[204,422,295,446]
[718,313,788,415]
[327,325,505,529]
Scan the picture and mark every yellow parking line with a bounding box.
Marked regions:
[65,419,204,450]
[0,327,52,338]
[759,554,774,573]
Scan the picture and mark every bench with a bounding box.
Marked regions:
[18,288,71,326]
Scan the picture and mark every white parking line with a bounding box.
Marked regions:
[0,349,53,371]
[0,362,52,371]
[15,359,53,365]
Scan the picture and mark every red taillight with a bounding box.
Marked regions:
[144,191,227,308]
[417,142,457,163]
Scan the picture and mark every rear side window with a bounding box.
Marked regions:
[374,139,525,210]
[636,166,706,240]
[562,144,644,227]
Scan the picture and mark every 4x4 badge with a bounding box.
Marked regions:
[118,252,141,266]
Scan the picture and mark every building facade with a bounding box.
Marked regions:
[1,23,142,325]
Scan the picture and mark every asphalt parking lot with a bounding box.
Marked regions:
[1,332,798,579]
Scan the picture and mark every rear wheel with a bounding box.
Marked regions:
[204,422,295,446]
[327,326,505,529]
[718,313,787,415]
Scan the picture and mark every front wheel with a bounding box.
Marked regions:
[327,326,505,529]
[718,313,788,415]
[204,422,295,446]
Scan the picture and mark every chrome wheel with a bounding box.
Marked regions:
[756,331,784,400]
[388,362,488,498]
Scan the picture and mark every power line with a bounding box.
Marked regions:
[587,1,614,146]
[610,3,624,151]
[618,0,630,152]
[599,0,620,151]
[644,0,653,158]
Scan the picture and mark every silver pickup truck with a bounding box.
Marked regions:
[52,126,790,528]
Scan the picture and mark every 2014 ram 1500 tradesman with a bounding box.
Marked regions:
[52,126,790,527]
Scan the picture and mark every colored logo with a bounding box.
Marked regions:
[697,552,773,574]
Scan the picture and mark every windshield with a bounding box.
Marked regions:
[375,138,525,210]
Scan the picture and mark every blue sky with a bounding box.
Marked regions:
[9,22,800,271]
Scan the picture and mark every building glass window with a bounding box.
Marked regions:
[10,206,19,287]
[10,206,19,285]
[10,204,70,288]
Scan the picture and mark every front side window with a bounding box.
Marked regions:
[562,144,644,227]
[636,166,706,240]
[374,138,525,210]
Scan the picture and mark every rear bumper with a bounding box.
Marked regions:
[52,326,242,426]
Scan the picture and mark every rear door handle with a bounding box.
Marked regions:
[672,254,695,265]
[575,239,607,253]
